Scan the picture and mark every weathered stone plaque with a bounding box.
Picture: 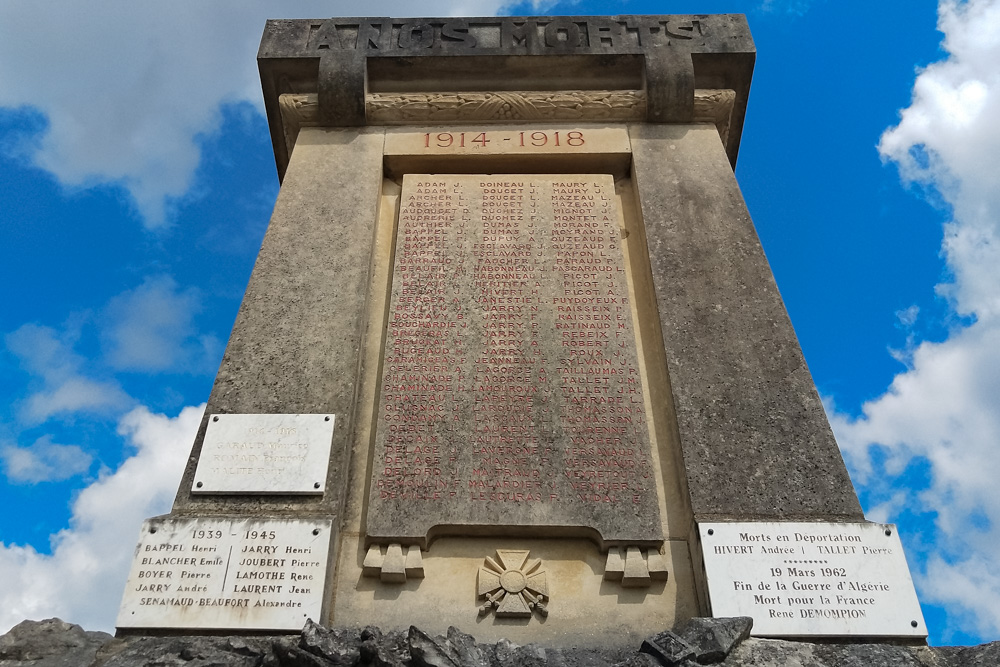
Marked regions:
[699,522,926,638]
[367,173,660,547]
[191,414,335,494]
[117,517,330,631]
[383,127,631,158]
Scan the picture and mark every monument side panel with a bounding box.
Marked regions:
[173,127,386,521]
[629,123,863,522]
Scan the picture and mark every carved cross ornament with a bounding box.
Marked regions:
[478,550,548,618]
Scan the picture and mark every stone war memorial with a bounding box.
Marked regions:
[114,14,928,647]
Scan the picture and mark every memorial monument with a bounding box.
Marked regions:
[116,15,926,645]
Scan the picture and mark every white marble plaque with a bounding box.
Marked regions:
[699,522,926,638]
[117,517,331,631]
[192,414,334,494]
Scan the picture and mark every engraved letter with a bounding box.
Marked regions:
[501,19,539,49]
[545,19,582,48]
[398,22,435,49]
[358,21,393,50]
[441,20,477,48]
[586,19,625,48]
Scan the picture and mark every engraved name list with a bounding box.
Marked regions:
[366,173,661,546]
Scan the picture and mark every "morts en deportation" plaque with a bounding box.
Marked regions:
[117,517,331,630]
[366,173,660,547]
[699,522,927,638]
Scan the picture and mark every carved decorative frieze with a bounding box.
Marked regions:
[478,550,548,618]
[366,90,646,124]
[277,94,320,162]
[276,89,735,157]
[692,88,736,146]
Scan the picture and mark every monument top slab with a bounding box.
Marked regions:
[257,15,755,177]
[258,15,754,58]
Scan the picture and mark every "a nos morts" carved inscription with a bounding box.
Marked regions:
[307,17,707,54]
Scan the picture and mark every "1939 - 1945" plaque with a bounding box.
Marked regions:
[117,517,331,630]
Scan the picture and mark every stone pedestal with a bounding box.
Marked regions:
[113,15,915,646]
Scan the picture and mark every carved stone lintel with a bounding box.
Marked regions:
[604,547,669,588]
[277,89,735,158]
[366,90,646,124]
[362,543,423,583]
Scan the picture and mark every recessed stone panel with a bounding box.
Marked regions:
[699,522,926,638]
[366,173,661,547]
[191,414,335,494]
[383,127,630,157]
[116,517,331,631]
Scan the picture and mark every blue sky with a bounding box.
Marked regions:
[1,0,998,646]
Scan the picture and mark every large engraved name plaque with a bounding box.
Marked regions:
[117,517,331,631]
[367,173,661,546]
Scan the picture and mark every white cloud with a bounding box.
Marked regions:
[834,0,1000,642]
[896,305,920,328]
[5,324,130,424]
[1,435,92,484]
[101,275,220,374]
[20,378,130,425]
[0,1,505,228]
[879,0,1000,320]
[5,323,78,380]
[5,274,219,424]
[0,404,202,634]
[923,554,1000,640]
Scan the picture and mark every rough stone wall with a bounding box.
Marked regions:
[3,617,999,667]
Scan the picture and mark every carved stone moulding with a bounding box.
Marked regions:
[362,543,424,583]
[604,546,670,588]
[276,89,735,157]
[366,90,646,124]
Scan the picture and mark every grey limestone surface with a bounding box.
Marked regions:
[5,618,998,667]
[0,619,110,667]
[172,127,385,526]
[629,123,864,522]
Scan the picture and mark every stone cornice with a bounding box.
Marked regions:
[257,15,755,178]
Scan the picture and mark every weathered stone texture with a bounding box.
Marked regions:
[172,127,385,521]
[99,635,277,667]
[0,619,110,667]
[7,617,999,667]
[630,123,864,522]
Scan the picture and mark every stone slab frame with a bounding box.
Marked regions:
[171,13,862,602]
